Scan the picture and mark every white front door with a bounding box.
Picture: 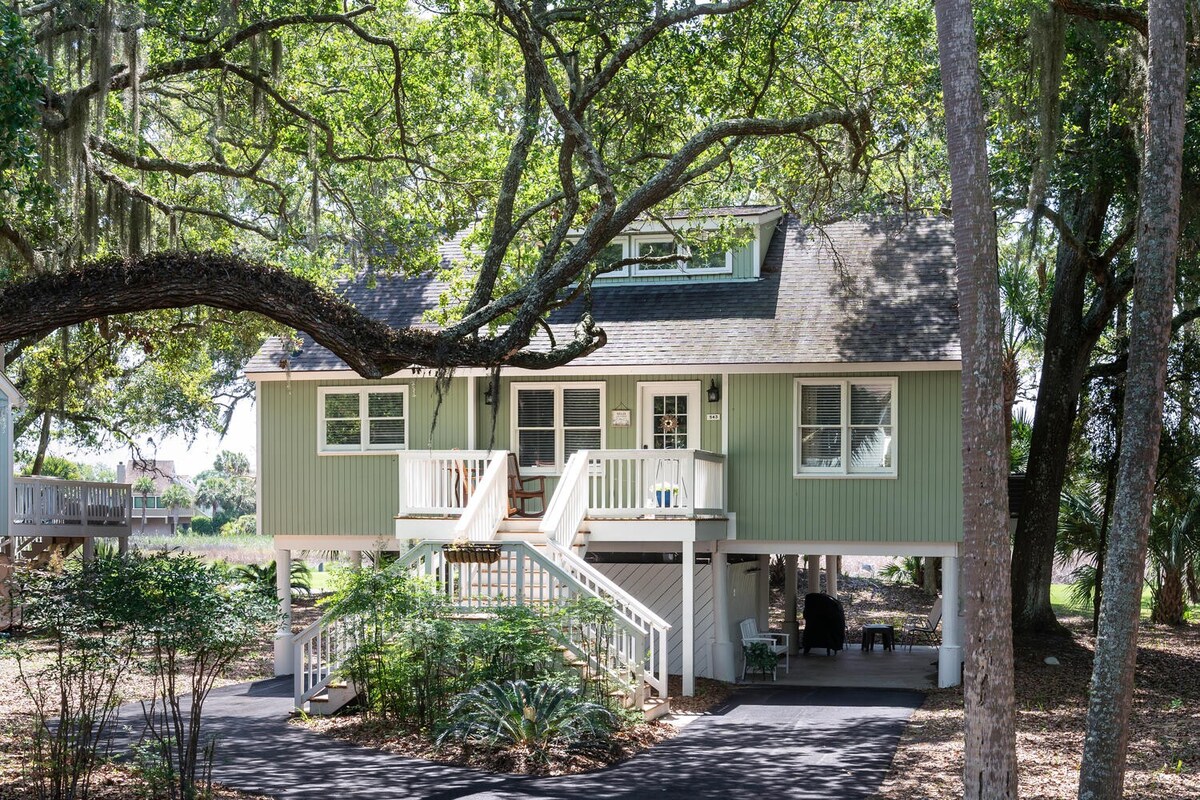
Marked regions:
[638,382,702,451]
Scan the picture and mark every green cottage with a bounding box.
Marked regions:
[246,209,967,711]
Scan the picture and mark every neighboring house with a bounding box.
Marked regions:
[2,373,131,591]
[247,210,966,707]
[117,460,196,535]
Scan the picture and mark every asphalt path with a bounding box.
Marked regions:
[111,677,922,799]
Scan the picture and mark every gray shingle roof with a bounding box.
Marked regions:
[245,215,960,374]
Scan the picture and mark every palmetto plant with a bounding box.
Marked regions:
[1055,483,1106,613]
[1148,498,1200,625]
[437,680,616,757]
[235,560,313,598]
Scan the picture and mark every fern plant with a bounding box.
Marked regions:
[437,680,616,758]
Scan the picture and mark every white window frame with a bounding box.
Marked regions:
[630,235,734,276]
[631,235,686,276]
[317,386,409,455]
[793,377,898,478]
[510,381,607,475]
[593,237,631,278]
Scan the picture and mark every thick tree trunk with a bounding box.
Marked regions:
[30,411,52,475]
[1078,4,1186,797]
[934,2,1018,796]
[1010,188,1112,633]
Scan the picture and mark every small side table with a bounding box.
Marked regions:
[862,624,895,652]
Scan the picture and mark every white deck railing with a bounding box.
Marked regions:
[586,449,726,518]
[11,477,132,537]
[292,540,672,709]
[452,455,508,542]
[396,450,494,516]
[540,450,590,548]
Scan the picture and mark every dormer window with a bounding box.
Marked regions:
[629,237,732,276]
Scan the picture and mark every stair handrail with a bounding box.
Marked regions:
[293,542,439,707]
[539,450,590,548]
[543,540,671,697]
[452,454,508,542]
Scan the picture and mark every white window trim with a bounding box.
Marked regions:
[681,244,735,275]
[317,386,409,455]
[510,381,607,475]
[596,236,631,278]
[631,235,686,276]
[793,377,898,479]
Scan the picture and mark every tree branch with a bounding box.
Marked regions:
[1053,0,1147,36]
[1088,305,1200,379]
[0,253,606,377]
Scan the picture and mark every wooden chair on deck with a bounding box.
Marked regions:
[506,453,546,518]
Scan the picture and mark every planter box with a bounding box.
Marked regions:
[443,544,502,564]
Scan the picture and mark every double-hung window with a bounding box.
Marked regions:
[512,382,605,473]
[318,386,408,453]
[795,378,896,476]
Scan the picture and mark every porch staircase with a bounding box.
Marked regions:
[292,452,673,720]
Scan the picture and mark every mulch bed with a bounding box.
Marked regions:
[297,674,735,777]
[876,615,1200,800]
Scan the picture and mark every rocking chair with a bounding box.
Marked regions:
[506,453,546,518]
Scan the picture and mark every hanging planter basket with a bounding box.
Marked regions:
[442,543,502,564]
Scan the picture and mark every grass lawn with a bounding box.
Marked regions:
[1051,582,1199,623]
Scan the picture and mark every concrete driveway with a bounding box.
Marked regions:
[113,678,922,799]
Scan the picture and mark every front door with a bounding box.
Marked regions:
[638,382,702,451]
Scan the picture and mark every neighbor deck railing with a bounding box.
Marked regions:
[11,477,132,537]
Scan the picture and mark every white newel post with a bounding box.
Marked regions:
[682,540,695,696]
[274,548,294,676]
[783,554,799,655]
[710,549,735,682]
[825,554,839,598]
[938,554,962,688]
[806,555,821,594]
[756,554,770,631]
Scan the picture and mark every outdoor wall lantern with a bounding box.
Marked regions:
[707,379,721,403]
[483,384,495,406]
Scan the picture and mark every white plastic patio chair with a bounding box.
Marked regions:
[739,618,790,679]
[901,597,943,651]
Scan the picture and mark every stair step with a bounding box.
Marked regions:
[642,697,671,722]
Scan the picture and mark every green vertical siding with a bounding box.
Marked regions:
[727,371,963,542]
[260,377,467,537]
[261,369,963,544]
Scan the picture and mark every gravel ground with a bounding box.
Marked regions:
[876,612,1200,799]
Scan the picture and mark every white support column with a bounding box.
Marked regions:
[273,547,294,676]
[682,540,696,696]
[756,554,770,631]
[783,554,799,655]
[709,549,736,682]
[825,554,839,598]
[806,555,821,594]
[82,537,95,563]
[117,536,128,555]
[349,550,363,569]
[939,555,963,688]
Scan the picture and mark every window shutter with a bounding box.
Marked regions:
[798,383,843,469]
[367,391,405,446]
[563,388,602,457]
[516,389,556,468]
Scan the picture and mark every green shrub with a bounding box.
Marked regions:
[465,605,561,683]
[189,515,214,535]
[325,566,466,729]
[220,514,257,537]
[437,679,616,760]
